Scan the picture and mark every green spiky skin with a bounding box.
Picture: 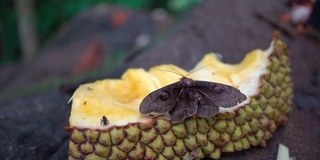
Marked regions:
[67,39,293,160]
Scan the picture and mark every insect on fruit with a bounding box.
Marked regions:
[139,70,247,120]
[100,116,109,125]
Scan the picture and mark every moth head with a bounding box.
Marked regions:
[180,77,194,87]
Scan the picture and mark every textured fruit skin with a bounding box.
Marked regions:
[67,39,293,159]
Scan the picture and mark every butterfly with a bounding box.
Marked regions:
[139,76,247,120]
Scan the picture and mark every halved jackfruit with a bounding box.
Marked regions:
[67,36,293,159]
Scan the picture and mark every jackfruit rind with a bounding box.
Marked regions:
[67,37,293,159]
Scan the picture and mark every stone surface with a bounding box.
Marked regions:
[0,91,70,160]
[0,0,319,159]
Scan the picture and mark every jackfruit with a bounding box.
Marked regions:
[67,35,293,159]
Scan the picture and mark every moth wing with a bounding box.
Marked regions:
[168,88,197,120]
[194,81,247,108]
[139,82,181,114]
[196,91,219,117]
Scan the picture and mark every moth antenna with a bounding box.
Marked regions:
[153,69,185,77]
[186,64,214,77]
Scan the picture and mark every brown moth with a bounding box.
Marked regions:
[139,75,247,120]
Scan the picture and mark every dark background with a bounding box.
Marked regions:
[0,0,319,159]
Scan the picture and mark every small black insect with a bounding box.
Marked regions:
[100,116,109,125]
[139,76,247,120]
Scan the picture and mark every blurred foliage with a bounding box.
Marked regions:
[168,0,202,13]
[0,0,201,65]
[0,1,20,63]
